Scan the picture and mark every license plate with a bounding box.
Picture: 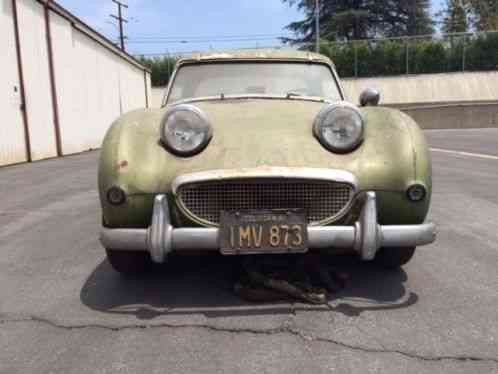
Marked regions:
[220,209,308,255]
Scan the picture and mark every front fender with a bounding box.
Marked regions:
[98,108,166,227]
[359,107,432,224]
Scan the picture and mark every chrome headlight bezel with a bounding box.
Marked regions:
[160,104,213,157]
[313,102,365,154]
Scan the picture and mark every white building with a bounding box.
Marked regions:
[0,0,152,166]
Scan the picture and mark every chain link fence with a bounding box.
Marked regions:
[312,30,498,78]
[137,30,498,86]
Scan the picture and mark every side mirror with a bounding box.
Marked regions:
[359,88,380,107]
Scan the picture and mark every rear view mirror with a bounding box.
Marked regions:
[359,88,380,107]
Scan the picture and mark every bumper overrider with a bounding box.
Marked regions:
[100,191,436,264]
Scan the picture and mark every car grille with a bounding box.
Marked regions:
[176,179,355,226]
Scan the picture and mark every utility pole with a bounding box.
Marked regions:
[111,0,128,51]
[315,0,320,52]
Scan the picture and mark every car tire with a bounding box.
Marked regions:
[105,248,153,276]
[374,247,416,269]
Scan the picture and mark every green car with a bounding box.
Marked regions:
[99,49,436,275]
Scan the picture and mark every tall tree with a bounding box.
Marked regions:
[467,0,498,31]
[282,0,434,43]
[439,0,470,33]
[399,0,434,35]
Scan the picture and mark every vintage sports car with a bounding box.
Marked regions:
[99,50,436,275]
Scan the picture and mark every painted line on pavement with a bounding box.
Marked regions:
[430,148,498,160]
[425,128,498,132]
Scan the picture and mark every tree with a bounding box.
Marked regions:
[467,0,498,31]
[440,0,470,33]
[282,1,371,43]
[399,0,434,36]
[138,56,176,87]
[282,0,434,44]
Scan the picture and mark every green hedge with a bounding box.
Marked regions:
[138,34,498,86]
[320,33,498,78]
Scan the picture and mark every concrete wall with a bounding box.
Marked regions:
[343,71,498,129]
[0,0,151,167]
[342,71,498,105]
[392,101,498,129]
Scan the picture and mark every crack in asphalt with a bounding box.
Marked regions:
[1,315,497,365]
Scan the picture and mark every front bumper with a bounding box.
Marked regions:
[100,192,436,263]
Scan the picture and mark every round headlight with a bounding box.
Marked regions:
[160,104,212,156]
[313,103,364,153]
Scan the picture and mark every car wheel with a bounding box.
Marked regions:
[105,249,153,276]
[374,247,416,269]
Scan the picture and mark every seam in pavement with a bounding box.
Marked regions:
[1,315,497,364]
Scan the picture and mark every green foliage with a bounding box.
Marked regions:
[440,0,470,33]
[465,33,498,70]
[282,0,434,43]
[137,56,177,87]
[466,0,498,31]
[410,40,448,74]
[319,32,498,78]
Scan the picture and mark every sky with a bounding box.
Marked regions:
[56,0,445,57]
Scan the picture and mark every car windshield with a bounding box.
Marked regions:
[166,62,342,104]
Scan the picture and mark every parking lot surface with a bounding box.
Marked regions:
[1,129,497,373]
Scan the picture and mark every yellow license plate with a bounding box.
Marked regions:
[220,210,308,255]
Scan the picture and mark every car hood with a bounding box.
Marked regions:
[191,98,337,167]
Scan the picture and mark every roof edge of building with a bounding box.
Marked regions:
[36,0,151,73]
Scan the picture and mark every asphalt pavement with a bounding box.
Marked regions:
[0,128,497,373]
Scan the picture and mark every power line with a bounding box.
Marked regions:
[132,29,498,57]
[110,0,128,51]
[126,33,292,41]
[126,36,287,44]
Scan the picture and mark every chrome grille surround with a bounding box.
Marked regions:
[173,168,358,227]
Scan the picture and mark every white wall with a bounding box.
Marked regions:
[152,71,498,108]
[145,71,152,108]
[118,53,149,114]
[0,0,26,166]
[0,0,151,167]
[342,71,498,105]
[17,0,57,161]
[152,87,165,108]
[50,11,146,155]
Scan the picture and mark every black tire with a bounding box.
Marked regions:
[374,247,416,269]
[105,249,153,276]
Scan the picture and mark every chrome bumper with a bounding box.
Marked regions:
[100,192,437,264]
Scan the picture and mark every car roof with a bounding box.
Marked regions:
[176,48,334,67]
